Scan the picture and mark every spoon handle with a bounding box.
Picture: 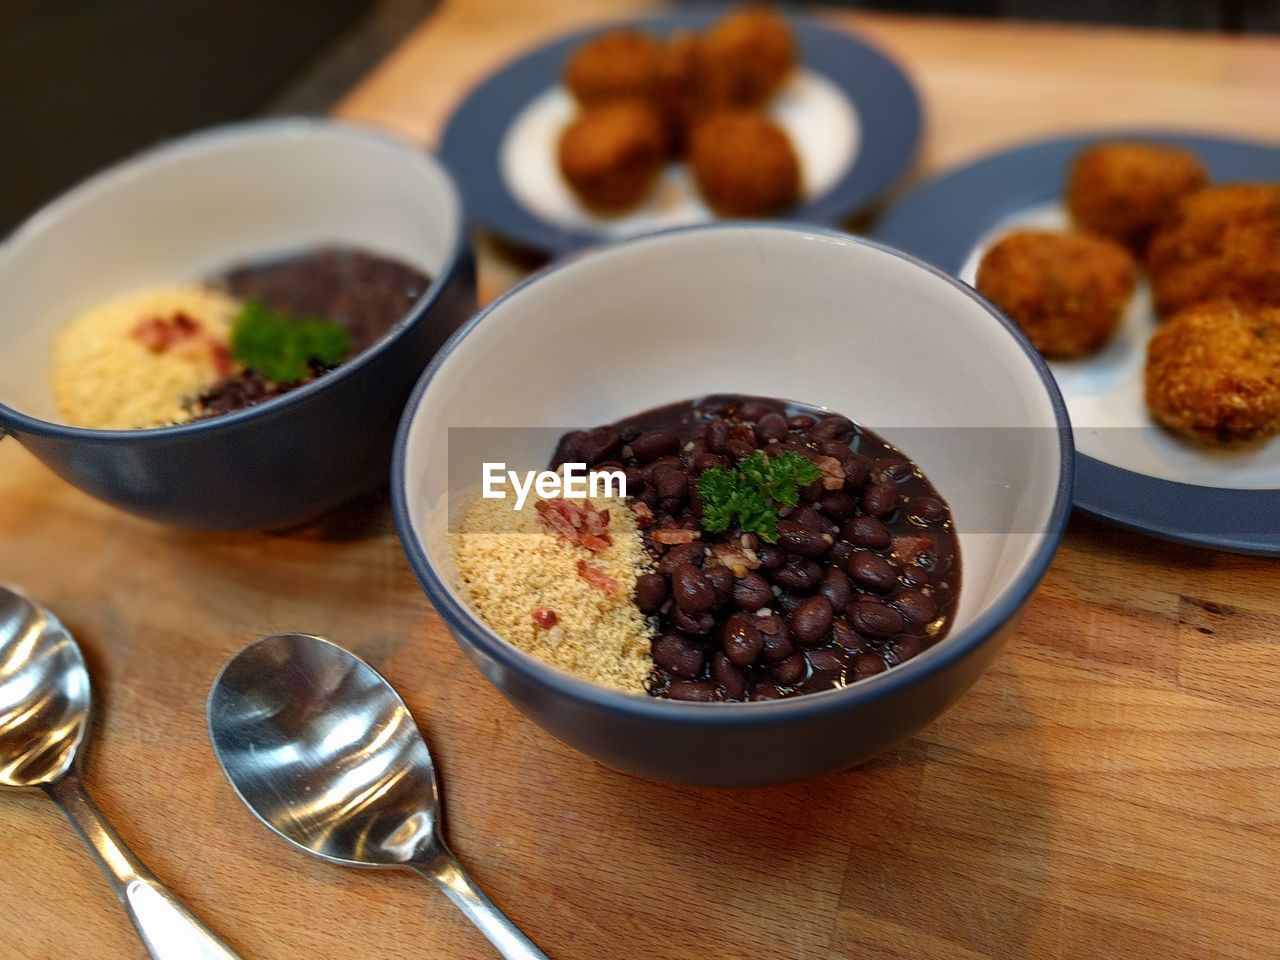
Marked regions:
[47,774,243,960]
[413,847,550,959]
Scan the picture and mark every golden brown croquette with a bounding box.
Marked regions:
[1146,183,1280,318]
[975,230,1138,359]
[558,100,669,213]
[1145,301,1280,445]
[688,109,800,217]
[563,29,664,106]
[1066,141,1208,252]
[700,5,796,106]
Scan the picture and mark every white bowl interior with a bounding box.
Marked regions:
[403,228,1064,671]
[0,119,461,423]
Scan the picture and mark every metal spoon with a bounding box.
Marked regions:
[0,584,241,959]
[206,633,548,960]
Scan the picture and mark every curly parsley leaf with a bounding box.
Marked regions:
[696,450,822,542]
[231,299,350,385]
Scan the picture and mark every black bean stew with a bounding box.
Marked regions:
[551,395,961,703]
[193,247,431,418]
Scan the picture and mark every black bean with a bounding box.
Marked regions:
[852,653,887,680]
[842,453,873,490]
[644,456,681,480]
[671,563,715,614]
[656,542,703,575]
[710,651,747,700]
[720,612,763,666]
[629,429,677,462]
[831,618,864,652]
[554,430,587,465]
[774,590,804,616]
[751,682,786,701]
[732,572,773,611]
[817,568,853,609]
[799,478,823,503]
[706,419,731,453]
[847,597,904,637]
[777,520,833,558]
[827,540,854,567]
[771,557,822,592]
[581,426,621,465]
[806,648,846,673]
[818,490,857,520]
[789,506,832,533]
[889,634,923,665]
[848,552,898,593]
[724,438,756,459]
[787,414,815,431]
[843,515,891,549]
[863,480,899,517]
[876,459,913,482]
[634,573,668,614]
[654,468,688,505]
[756,412,788,443]
[901,562,932,587]
[756,543,785,571]
[771,653,807,685]
[790,595,834,646]
[623,466,646,496]
[908,496,947,524]
[671,606,715,635]
[705,565,735,606]
[809,415,855,443]
[756,614,794,662]
[891,589,938,625]
[652,632,705,679]
[667,680,717,702]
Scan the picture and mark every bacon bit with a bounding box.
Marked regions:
[131,311,203,354]
[708,542,761,578]
[532,607,559,629]
[210,340,234,376]
[577,559,624,595]
[537,497,614,549]
[814,455,845,490]
[651,528,698,546]
[632,502,655,528]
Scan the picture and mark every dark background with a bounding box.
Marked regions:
[2,0,1277,235]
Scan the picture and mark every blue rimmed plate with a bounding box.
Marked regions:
[876,131,1280,555]
[440,9,920,254]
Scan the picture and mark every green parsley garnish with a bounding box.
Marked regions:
[696,450,822,543]
[231,299,350,385]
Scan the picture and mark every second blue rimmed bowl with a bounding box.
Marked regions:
[0,118,475,530]
[394,224,1072,786]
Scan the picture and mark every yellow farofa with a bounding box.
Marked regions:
[453,493,654,693]
[52,285,241,429]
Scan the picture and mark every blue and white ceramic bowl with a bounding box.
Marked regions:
[0,119,475,530]
[394,224,1072,786]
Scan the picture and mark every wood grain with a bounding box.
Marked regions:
[3,3,1279,958]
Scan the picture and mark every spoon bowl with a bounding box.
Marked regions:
[206,632,440,867]
[0,587,89,789]
[208,633,547,959]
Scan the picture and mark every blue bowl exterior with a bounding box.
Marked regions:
[392,223,1074,787]
[445,610,1020,786]
[2,248,475,530]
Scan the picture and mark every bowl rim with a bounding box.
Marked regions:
[0,116,469,441]
[392,222,1075,725]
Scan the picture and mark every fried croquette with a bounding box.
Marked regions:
[1066,142,1208,252]
[700,5,796,106]
[564,29,664,106]
[975,230,1138,358]
[558,100,669,212]
[689,109,800,217]
[1145,301,1280,445]
[1146,183,1280,318]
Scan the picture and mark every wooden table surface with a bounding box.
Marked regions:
[3,4,1279,958]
